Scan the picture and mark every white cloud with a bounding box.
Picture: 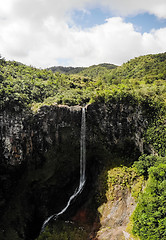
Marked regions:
[8,0,166,21]
[67,18,166,66]
[142,28,166,52]
[100,0,166,19]
[0,0,166,67]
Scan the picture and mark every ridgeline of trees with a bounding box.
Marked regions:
[1,53,166,111]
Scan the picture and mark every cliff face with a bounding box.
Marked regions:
[0,104,82,239]
[86,101,148,154]
[96,166,143,240]
[0,101,149,240]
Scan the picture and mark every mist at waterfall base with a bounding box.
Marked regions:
[41,107,86,233]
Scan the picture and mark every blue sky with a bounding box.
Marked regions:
[71,8,113,29]
[0,0,166,68]
[126,13,166,33]
[72,8,166,33]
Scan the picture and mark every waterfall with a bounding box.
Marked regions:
[41,107,86,232]
[79,106,86,188]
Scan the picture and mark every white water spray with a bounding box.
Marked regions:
[41,107,86,232]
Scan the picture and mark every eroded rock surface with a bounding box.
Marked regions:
[0,101,149,239]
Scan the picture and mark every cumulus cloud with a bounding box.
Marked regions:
[0,0,166,67]
[67,18,166,66]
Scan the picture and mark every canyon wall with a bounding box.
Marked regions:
[0,100,150,240]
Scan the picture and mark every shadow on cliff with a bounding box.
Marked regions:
[0,101,149,240]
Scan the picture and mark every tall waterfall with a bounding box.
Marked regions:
[79,106,86,188]
[41,107,86,232]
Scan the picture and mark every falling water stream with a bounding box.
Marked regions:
[41,107,86,232]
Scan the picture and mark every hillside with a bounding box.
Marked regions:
[1,53,166,110]
[48,63,117,75]
[48,66,85,74]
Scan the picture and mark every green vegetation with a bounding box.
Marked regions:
[101,166,144,203]
[131,128,166,239]
[133,155,166,177]
[132,155,166,240]
[48,63,116,75]
[145,118,166,156]
[37,221,88,240]
[48,66,85,75]
[0,58,117,109]
[1,53,166,114]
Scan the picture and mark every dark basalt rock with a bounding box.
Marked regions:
[0,101,150,240]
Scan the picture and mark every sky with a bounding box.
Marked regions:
[0,0,166,68]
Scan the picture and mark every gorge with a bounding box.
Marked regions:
[1,52,166,240]
[0,99,150,240]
